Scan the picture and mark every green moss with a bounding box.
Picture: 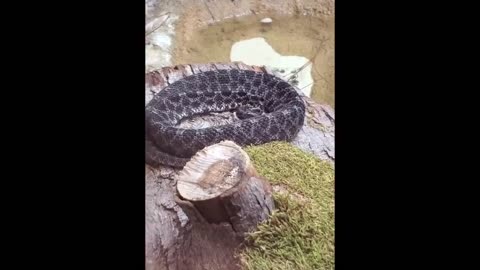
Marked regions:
[240,142,334,270]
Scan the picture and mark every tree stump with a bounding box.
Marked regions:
[146,141,274,270]
[177,140,274,235]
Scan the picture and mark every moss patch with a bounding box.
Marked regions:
[240,142,334,270]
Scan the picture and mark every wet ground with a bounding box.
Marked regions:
[172,14,334,108]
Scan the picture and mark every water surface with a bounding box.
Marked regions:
[172,14,334,108]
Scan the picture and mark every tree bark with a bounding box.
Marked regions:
[145,141,275,270]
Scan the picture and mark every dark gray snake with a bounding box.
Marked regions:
[145,69,306,168]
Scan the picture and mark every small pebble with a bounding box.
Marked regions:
[260,17,273,24]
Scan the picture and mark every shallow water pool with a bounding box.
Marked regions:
[172,14,334,108]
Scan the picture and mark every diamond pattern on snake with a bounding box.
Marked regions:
[145,69,306,168]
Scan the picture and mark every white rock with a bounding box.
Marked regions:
[145,14,178,72]
[146,44,171,71]
[260,17,273,24]
[150,32,172,50]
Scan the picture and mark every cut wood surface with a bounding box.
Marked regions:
[146,165,245,270]
[145,142,274,270]
[177,141,274,233]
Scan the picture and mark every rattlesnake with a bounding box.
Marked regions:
[145,69,306,168]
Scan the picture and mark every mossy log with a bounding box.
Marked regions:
[145,62,334,270]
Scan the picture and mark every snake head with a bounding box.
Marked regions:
[234,104,265,120]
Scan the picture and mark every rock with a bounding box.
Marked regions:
[260,17,272,24]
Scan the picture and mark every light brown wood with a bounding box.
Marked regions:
[177,141,274,233]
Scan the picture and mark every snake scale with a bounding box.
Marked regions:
[145,69,306,168]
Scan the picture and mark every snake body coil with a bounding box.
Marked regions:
[145,69,306,168]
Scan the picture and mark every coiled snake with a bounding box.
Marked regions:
[145,69,306,168]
